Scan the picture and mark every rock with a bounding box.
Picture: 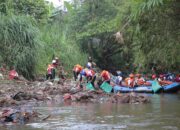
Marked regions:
[0,98,18,107]
[73,92,94,102]
[110,93,150,104]
[0,90,5,94]
[0,109,40,123]
[46,81,53,86]
[13,92,32,101]
[63,93,72,100]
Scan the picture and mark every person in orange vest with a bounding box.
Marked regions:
[46,60,56,80]
[135,74,145,86]
[158,74,172,86]
[85,68,96,86]
[9,66,19,80]
[100,70,111,84]
[73,64,83,81]
[125,74,135,87]
[135,74,151,86]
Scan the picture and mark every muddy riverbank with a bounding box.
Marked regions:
[0,79,150,125]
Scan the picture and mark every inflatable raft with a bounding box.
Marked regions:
[113,85,153,93]
[163,82,180,92]
[113,82,180,93]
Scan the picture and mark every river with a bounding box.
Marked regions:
[1,94,180,130]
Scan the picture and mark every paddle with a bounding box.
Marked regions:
[152,79,162,93]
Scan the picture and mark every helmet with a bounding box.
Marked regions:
[129,74,134,78]
[88,56,92,62]
[52,60,56,64]
[117,71,122,76]
[152,74,156,79]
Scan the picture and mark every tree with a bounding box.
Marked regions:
[130,0,180,72]
[0,0,50,22]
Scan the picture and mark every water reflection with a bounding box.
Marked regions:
[1,94,180,130]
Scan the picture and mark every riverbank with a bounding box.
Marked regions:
[0,79,150,124]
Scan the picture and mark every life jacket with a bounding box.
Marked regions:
[9,70,18,80]
[86,69,95,77]
[47,64,54,74]
[126,77,135,87]
[73,64,83,73]
[136,77,145,86]
[101,70,110,81]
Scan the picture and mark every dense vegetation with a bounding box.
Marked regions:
[0,0,179,79]
[64,0,179,74]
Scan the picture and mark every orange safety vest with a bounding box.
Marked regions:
[86,69,95,77]
[125,77,135,87]
[73,64,83,73]
[136,78,145,86]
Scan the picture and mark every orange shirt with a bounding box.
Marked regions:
[101,70,110,81]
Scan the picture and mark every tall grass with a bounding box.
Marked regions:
[37,22,87,76]
[0,15,40,79]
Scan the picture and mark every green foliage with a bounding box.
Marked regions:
[0,0,50,22]
[0,0,179,80]
[0,15,40,79]
[63,0,129,71]
[130,0,180,72]
[62,0,179,73]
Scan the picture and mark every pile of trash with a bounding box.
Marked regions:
[0,79,150,124]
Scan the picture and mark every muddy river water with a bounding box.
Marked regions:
[1,94,180,130]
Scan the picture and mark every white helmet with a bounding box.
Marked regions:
[52,60,56,64]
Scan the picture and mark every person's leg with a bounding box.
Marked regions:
[91,76,96,86]
[46,74,49,80]
[79,74,83,82]
[107,80,110,84]
[51,69,55,79]
[73,71,77,81]
[50,74,53,80]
